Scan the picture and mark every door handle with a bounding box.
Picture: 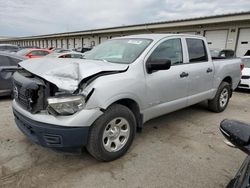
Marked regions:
[180,72,189,78]
[207,68,213,73]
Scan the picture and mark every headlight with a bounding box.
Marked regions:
[47,95,85,115]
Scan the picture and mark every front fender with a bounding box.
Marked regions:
[85,92,143,110]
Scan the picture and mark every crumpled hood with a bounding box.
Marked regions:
[19,58,128,91]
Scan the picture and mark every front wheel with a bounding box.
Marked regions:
[86,104,136,161]
[208,82,231,113]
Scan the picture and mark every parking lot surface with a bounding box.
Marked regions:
[0,91,249,188]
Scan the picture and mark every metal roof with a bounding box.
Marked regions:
[119,33,205,40]
[2,11,250,41]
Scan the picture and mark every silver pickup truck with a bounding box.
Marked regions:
[10,34,242,161]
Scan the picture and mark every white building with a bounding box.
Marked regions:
[1,11,250,57]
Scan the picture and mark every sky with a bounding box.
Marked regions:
[0,0,250,37]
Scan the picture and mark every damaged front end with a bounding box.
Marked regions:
[13,59,128,116]
[13,69,58,114]
[12,69,90,116]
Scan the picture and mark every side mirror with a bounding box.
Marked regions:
[146,59,171,73]
[220,119,250,155]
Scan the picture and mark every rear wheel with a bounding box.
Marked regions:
[87,104,136,161]
[208,82,231,112]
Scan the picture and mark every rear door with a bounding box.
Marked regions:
[184,38,214,105]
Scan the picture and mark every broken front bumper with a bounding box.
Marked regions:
[12,100,103,149]
[13,109,89,149]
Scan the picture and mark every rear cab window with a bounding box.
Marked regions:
[186,38,208,63]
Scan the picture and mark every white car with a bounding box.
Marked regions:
[46,51,84,59]
[238,56,250,89]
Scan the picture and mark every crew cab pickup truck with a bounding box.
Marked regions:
[7,34,242,161]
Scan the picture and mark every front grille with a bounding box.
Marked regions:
[14,81,30,109]
[242,75,250,79]
[12,71,46,113]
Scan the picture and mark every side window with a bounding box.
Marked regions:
[149,38,183,65]
[41,51,49,56]
[30,51,49,56]
[59,54,71,58]
[186,38,208,62]
[71,54,83,59]
[0,55,10,66]
[30,51,40,56]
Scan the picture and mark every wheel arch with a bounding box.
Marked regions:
[106,98,143,130]
[222,76,232,87]
[221,76,233,97]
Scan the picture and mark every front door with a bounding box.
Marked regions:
[143,38,189,121]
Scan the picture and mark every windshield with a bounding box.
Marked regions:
[84,38,152,64]
[16,49,30,56]
[242,58,250,68]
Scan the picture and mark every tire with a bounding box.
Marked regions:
[86,104,136,161]
[208,82,231,113]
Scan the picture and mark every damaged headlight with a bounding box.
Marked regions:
[47,95,85,115]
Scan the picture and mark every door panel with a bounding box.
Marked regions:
[186,63,214,104]
[144,65,189,122]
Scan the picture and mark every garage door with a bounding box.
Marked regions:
[236,28,250,57]
[51,40,56,48]
[56,39,62,48]
[83,38,91,48]
[47,40,52,48]
[75,38,82,48]
[62,39,67,49]
[205,30,228,49]
[68,38,74,49]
